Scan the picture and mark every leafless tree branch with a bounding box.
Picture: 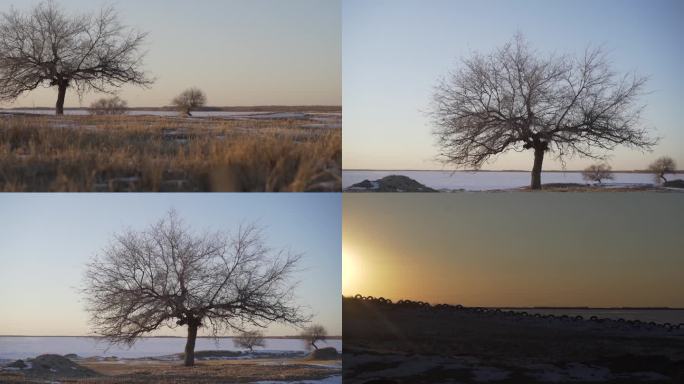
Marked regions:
[429,33,656,189]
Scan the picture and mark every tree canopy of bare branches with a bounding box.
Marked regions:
[83,210,308,367]
[233,330,266,352]
[430,34,655,189]
[172,87,206,116]
[89,96,127,115]
[648,156,676,183]
[582,163,614,184]
[301,324,327,350]
[0,1,152,115]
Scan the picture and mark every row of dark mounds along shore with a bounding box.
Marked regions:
[347,295,684,332]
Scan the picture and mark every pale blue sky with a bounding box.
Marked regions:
[0,0,341,107]
[343,0,683,170]
[0,194,341,336]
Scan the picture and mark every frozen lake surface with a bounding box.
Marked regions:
[0,337,341,361]
[343,170,673,191]
[505,309,684,324]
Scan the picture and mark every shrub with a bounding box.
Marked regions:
[582,163,614,184]
[648,156,676,183]
[89,96,128,115]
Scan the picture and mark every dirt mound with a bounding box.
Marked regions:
[306,347,339,360]
[345,175,437,192]
[6,360,26,369]
[664,179,684,188]
[24,354,98,379]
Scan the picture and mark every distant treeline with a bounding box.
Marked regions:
[344,168,684,174]
[0,335,343,339]
[502,307,684,310]
[1,105,342,113]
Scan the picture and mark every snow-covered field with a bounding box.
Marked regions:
[0,109,340,121]
[0,337,341,361]
[1,109,271,117]
[343,170,671,191]
[0,109,342,129]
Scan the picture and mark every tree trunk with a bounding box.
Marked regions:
[55,82,68,115]
[184,324,198,367]
[530,145,545,190]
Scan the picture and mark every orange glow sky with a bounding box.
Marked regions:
[343,193,684,308]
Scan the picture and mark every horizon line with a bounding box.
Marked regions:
[0,334,343,339]
[0,105,342,110]
[342,296,684,310]
[343,168,684,173]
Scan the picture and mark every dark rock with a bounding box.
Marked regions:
[345,175,437,192]
[22,354,98,378]
[7,359,26,369]
[663,179,684,188]
[307,347,340,360]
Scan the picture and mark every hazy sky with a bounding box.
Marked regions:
[0,0,341,107]
[343,193,684,307]
[343,0,683,171]
[0,193,341,336]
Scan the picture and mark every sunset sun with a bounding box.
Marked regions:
[342,245,362,296]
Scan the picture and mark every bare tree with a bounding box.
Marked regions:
[89,96,127,115]
[233,330,266,352]
[0,1,152,115]
[582,163,614,185]
[430,34,655,189]
[648,156,676,183]
[301,324,327,350]
[83,210,308,367]
[172,87,206,116]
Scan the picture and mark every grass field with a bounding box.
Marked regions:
[0,357,341,383]
[0,113,340,192]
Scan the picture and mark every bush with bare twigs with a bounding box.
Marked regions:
[89,97,128,115]
[648,156,676,184]
[582,163,614,185]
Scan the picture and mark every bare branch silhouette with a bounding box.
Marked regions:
[0,1,152,114]
[430,33,655,189]
[83,210,308,366]
[172,87,206,116]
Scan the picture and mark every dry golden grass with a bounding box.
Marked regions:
[0,358,341,383]
[0,114,341,192]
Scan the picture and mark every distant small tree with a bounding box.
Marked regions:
[648,156,676,183]
[301,324,327,350]
[233,330,266,352]
[582,163,614,185]
[89,96,128,115]
[172,87,206,116]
